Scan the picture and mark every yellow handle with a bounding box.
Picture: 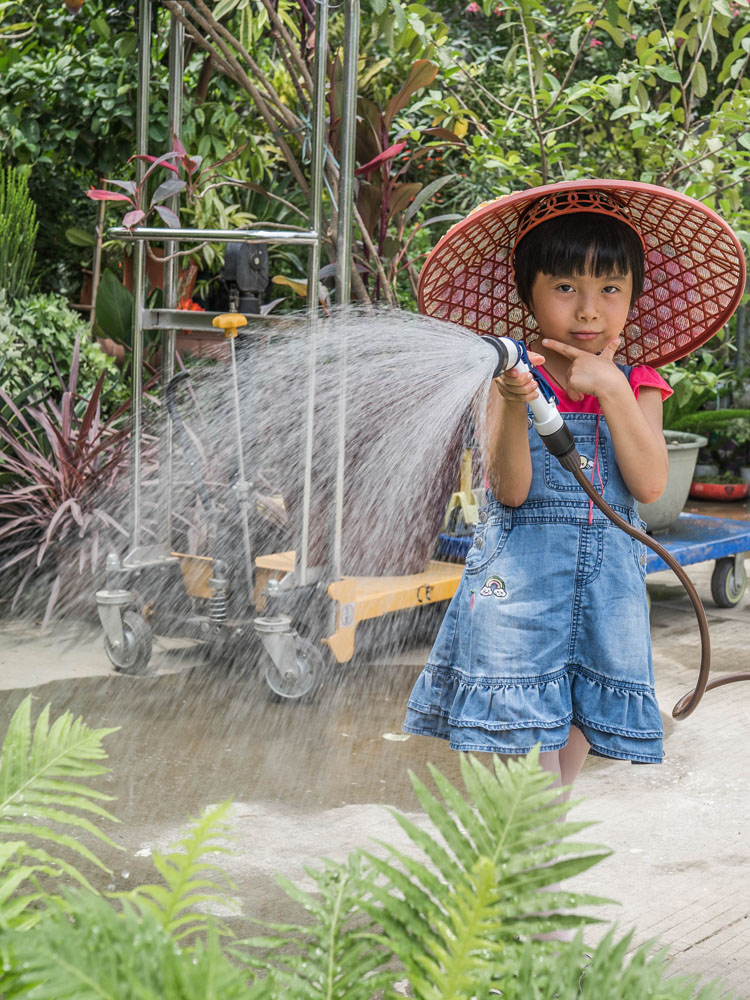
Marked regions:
[212,313,248,338]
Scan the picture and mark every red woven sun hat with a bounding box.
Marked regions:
[418,179,746,368]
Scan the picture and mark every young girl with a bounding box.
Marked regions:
[404,181,745,794]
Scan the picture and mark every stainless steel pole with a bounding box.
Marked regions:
[298,0,329,586]
[129,0,152,553]
[110,226,318,244]
[331,0,359,582]
[160,14,184,550]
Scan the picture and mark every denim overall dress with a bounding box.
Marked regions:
[404,410,664,764]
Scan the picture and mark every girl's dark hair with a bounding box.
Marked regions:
[513,212,645,308]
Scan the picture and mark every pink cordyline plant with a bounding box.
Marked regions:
[0,335,130,626]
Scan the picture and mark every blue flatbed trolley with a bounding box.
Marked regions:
[439,512,750,609]
[645,512,749,608]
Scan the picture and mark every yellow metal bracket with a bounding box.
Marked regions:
[442,446,478,530]
[326,560,462,662]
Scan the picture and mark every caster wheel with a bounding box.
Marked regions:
[710,557,747,608]
[263,635,326,700]
[105,611,153,675]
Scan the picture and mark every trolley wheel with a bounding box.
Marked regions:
[104,611,153,675]
[710,557,747,608]
[263,635,326,700]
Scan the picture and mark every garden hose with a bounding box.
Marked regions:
[557,451,711,720]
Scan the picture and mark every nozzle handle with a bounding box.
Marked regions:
[481,335,575,458]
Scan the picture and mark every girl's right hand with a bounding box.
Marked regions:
[493,350,545,404]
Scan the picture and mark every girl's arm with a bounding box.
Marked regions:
[542,338,668,504]
[481,350,546,507]
[598,382,668,504]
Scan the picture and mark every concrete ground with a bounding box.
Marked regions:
[0,508,749,995]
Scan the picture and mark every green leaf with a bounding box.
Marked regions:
[65,227,95,248]
[610,103,642,120]
[653,64,681,83]
[4,890,253,999]
[693,61,709,98]
[212,0,241,20]
[93,269,133,346]
[0,697,120,926]
[404,174,455,222]
[595,18,626,46]
[128,801,239,942]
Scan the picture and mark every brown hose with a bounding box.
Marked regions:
[559,452,714,719]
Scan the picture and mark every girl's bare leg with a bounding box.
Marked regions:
[535,730,590,940]
[558,725,590,802]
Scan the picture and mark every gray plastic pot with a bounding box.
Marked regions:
[639,430,708,532]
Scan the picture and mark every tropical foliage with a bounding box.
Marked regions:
[0,698,733,998]
[0,329,129,624]
[0,164,37,299]
[0,289,118,402]
[6,0,750,310]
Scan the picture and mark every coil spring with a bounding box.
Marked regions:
[208,580,228,623]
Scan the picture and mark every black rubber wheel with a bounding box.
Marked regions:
[710,557,747,608]
[104,611,153,675]
[263,634,327,700]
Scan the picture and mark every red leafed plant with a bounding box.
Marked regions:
[85,137,248,231]
[0,334,130,626]
[351,60,465,302]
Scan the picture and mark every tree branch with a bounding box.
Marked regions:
[544,0,608,119]
[163,0,311,198]
[519,10,548,182]
[352,203,395,307]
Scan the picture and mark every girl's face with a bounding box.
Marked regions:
[529,268,633,356]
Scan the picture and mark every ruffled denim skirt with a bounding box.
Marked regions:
[404,413,664,764]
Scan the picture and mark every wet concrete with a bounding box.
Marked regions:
[1,553,750,991]
[0,621,460,925]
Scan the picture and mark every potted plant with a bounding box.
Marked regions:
[638,353,733,530]
[671,408,750,501]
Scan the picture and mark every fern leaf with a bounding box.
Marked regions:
[1,889,253,1000]
[234,854,394,1000]
[385,808,463,887]
[0,697,120,923]
[128,800,240,943]
[359,753,613,998]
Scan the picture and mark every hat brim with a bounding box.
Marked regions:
[418,179,746,368]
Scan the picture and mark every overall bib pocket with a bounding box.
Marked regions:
[464,517,510,575]
[544,434,609,493]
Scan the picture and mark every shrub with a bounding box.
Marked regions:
[0,165,37,299]
[0,331,129,625]
[0,289,121,407]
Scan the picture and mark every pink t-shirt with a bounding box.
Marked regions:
[537,364,673,414]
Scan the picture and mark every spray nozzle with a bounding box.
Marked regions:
[480,334,577,461]
[480,335,524,378]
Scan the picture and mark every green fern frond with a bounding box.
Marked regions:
[128,799,240,943]
[496,927,737,1000]
[410,855,512,1000]
[0,888,254,1000]
[356,753,612,999]
[233,853,394,1000]
[0,696,120,920]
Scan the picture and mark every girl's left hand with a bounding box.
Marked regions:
[541,337,624,402]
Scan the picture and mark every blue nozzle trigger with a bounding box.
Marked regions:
[513,339,558,406]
